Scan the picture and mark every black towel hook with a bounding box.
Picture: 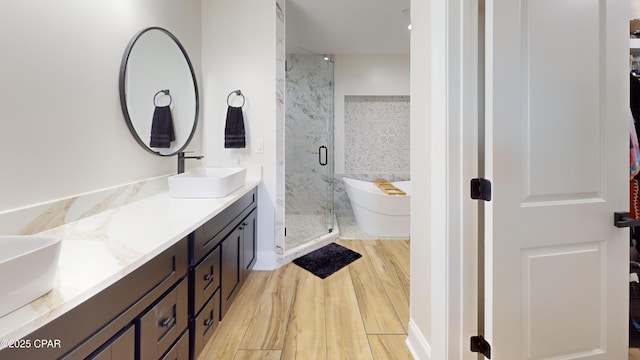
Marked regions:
[227,89,245,107]
[153,89,172,107]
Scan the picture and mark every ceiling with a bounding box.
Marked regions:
[285,0,411,55]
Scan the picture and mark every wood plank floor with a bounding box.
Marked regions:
[199,239,413,360]
[631,348,640,360]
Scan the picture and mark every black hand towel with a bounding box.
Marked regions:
[149,105,175,148]
[224,106,246,148]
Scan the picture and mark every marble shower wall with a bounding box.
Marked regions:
[285,52,333,215]
[275,0,285,259]
[335,95,411,215]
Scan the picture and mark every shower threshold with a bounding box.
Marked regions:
[283,214,339,264]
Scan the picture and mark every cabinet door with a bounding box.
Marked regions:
[88,326,135,360]
[241,209,257,280]
[159,330,189,360]
[221,227,241,318]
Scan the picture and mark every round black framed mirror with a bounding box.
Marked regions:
[119,27,199,156]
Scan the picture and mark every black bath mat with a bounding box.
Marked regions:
[292,242,362,279]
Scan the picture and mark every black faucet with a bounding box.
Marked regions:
[177,151,204,174]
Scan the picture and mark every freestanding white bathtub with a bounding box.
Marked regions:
[343,177,410,237]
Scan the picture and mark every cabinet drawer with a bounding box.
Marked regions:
[192,289,220,358]
[159,330,189,360]
[193,245,221,313]
[139,279,188,360]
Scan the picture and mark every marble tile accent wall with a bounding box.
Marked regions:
[285,52,333,216]
[344,96,410,173]
[0,175,170,236]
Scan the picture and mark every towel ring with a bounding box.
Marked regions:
[153,89,172,107]
[227,89,245,107]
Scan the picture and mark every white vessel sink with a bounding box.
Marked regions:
[0,236,61,317]
[169,167,247,198]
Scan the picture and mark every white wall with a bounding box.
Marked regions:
[201,0,277,261]
[0,0,202,214]
[407,0,433,357]
[633,0,640,19]
[334,54,410,174]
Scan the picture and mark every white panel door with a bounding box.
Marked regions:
[484,0,629,358]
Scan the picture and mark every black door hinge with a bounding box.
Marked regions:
[470,178,492,201]
[470,335,491,358]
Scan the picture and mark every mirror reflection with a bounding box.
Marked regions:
[119,27,199,156]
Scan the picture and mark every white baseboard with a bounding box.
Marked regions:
[406,318,432,360]
[252,251,277,270]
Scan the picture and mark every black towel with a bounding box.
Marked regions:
[224,106,246,148]
[149,106,175,148]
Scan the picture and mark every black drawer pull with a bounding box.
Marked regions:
[204,273,212,281]
[160,317,175,328]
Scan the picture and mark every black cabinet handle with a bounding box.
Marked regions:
[204,265,214,282]
[204,318,212,327]
[160,317,175,328]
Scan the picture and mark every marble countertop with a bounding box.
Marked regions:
[0,167,262,345]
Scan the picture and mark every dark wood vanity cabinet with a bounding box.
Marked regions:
[0,188,257,360]
[189,189,257,359]
[0,236,189,360]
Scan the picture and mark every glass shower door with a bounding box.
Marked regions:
[284,43,335,250]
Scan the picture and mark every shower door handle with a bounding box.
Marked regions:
[319,145,328,166]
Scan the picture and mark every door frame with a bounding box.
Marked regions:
[433,0,481,358]
[407,0,480,358]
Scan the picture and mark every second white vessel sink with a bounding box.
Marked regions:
[0,236,61,318]
[168,167,246,198]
